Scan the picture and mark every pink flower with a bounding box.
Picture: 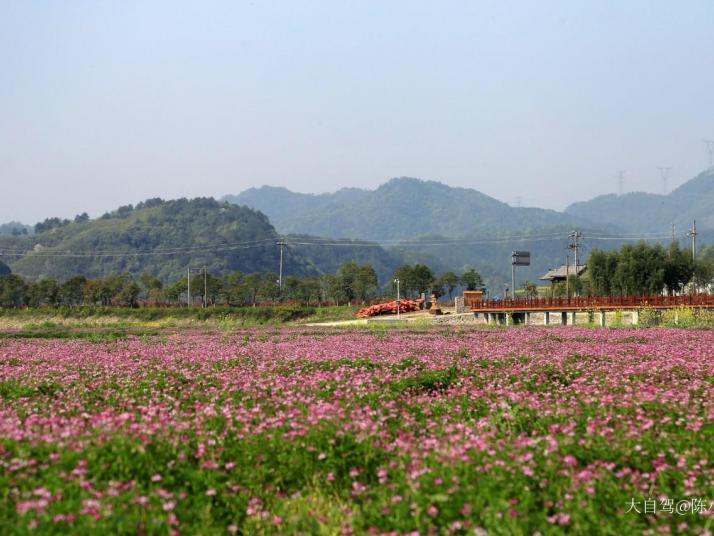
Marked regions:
[563,455,578,467]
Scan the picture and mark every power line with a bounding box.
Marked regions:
[0,230,688,260]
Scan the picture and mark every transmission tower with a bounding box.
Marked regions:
[705,140,714,170]
[617,170,625,196]
[657,166,671,195]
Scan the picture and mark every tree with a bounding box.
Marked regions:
[260,272,280,302]
[242,273,264,305]
[221,272,244,305]
[693,246,714,291]
[114,278,140,307]
[60,276,87,306]
[460,269,483,291]
[140,273,163,303]
[162,280,187,304]
[663,243,694,295]
[25,278,60,307]
[411,264,435,295]
[0,274,27,306]
[437,272,459,298]
[522,281,538,298]
[336,262,378,303]
[0,260,10,277]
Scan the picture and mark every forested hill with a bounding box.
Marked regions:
[0,198,402,283]
[0,221,32,236]
[223,177,600,240]
[565,169,714,233]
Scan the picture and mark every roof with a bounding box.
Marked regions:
[540,264,587,281]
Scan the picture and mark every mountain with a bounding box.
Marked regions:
[565,170,714,234]
[224,177,600,241]
[0,221,32,236]
[0,198,402,283]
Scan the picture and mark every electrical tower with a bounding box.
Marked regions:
[704,140,714,169]
[657,166,671,195]
[617,170,625,196]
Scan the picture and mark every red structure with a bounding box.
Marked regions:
[471,294,714,313]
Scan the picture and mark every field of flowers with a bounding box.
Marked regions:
[1,326,713,534]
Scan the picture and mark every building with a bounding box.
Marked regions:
[540,264,587,285]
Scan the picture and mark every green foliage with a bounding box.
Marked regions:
[587,242,710,296]
[393,264,435,298]
[3,198,308,282]
[459,268,483,291]
[225,177,587,241]
[565,169,714,234]
[0,305,318,325]
[334,262,378,303]
[0,221,31,236]
[0,274,27,306]
[435,271,459,297]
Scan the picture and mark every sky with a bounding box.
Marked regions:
[1,0,713,224]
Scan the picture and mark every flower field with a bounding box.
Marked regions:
[1,326,713,534]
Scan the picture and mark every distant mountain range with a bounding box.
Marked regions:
[565,170,714,234]
[3,170,712,288]
[223,177,602,241]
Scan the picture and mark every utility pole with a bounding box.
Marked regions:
[688,220,698,259]
[187,266,191,307]
[567,230,582,296]
[565,254,570,300]
[657,166,671,195]
[394,278,400,320]
[511,262,515,300]
[671,222,676,244]
[277,239,286,293]
[568,230,582,271]
[203,265,207,308]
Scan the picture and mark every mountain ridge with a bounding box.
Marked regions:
[224,176,605,240]
[565,170,714,233]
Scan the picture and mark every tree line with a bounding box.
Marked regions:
[0,262,484,308]
[539,242,713,298]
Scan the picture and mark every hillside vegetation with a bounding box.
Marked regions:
[0,198,405,284]
[224,177,600,240]
[565,170,714,233]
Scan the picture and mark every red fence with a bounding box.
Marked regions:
[469,294,714,312]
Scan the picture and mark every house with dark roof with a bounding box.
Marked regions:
[540,264,587,284]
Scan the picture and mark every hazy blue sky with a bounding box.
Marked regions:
[2,1,713,223]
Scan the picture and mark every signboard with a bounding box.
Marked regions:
[512,250,531,266]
